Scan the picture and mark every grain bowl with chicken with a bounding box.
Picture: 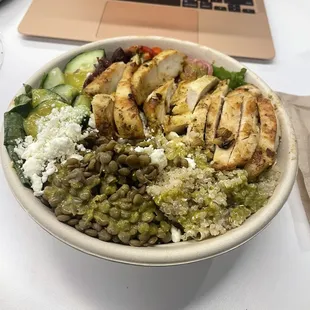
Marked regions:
[3,44,281,247]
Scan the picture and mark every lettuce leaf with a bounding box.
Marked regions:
[212,66,247,90]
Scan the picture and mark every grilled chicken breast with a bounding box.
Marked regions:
[143,79,176,132]
[228,92,259,168]
[84,62,126,96]
[245,97,278,179]
[91,94,115,138]
[163,113,193,134]
[169,81,191,115]
[205,81,229,152]
[114,62,145,139]
[171,75,218,115]
[187,94,212,146]
[237,84,262,97]
[211,89,244,170]
[131,50,185,105]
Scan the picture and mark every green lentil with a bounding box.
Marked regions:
[133,193,144,206]
[109,207,121,219]
[108,161,118,173]
[138,222,150,234]
[57,215,71,222]
[98,229,112,241]
[126,155,140,168]
[118,231,131,244]
[94,212,109,226]
[85,229,98,237]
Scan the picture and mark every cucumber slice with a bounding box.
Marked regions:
[51,84,79,104]
[73,94,91,110]
[42,67,65,89]
[24,100,68,137]
[64,70,89,91]
[32,89,65,108]
[64,49,105,74]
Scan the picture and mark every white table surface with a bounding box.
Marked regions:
[1,0,310,309]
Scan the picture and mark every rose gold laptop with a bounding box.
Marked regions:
[18,0,275,60]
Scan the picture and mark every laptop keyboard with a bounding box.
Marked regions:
[120,0,256,13]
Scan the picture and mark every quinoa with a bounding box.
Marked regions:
[147,161,280,241]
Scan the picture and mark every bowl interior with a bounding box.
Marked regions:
[1,36,298,266]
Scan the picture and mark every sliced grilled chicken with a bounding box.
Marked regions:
[228,92,259,168]
[211,89,244,170]
[237,84,262,97]
[143,79,176,132]
[171,75,218,115]
[84,62,126,96]
[186,75,219,111]
[187,94,212,146]
[131,50,185,105]
[163,113,193,134]
[114,62,145,139]
[169,81,191,115]
[91,94,115,138]
[205,81,229,152]
[245,97,278,179]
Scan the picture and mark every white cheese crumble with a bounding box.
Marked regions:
[14,106,90,196]
[171,226,181,243]
[150,149,167,171]
[88,113,96,128]
[185,157,196,169]
[135,145,154,155]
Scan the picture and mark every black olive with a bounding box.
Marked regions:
[111,47,131,63]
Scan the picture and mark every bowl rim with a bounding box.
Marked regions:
[1,36,298,266]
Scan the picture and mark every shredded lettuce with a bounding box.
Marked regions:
[212,65,247,90]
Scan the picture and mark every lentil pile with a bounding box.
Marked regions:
[43,136,173,246]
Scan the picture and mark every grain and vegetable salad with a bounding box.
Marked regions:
[4,45,280,246]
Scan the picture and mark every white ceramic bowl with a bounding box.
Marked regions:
[1,36,298,266]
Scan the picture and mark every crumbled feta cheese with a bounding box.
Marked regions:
[41,161,57,184]
[88,113,96,128]
[69,154,84,161]
[185,157,196,169]
[171,226,181,243]
[77,144,86,152]
[150,149,167,171]
[14,106,89,196]
[135,145,154,155]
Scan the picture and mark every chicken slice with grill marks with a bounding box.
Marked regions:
[131,49,185,105]
[114,62,145,139]
[211,89,244,170]
[91,94,115,138]
[171,75,219,115]
[205,81,229,153]
[237,84,262,97]
[245,97,278,179]
[228,92,259,168]
[84,62,126,96]
[186,94,212,147]
[143,79,176,132]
